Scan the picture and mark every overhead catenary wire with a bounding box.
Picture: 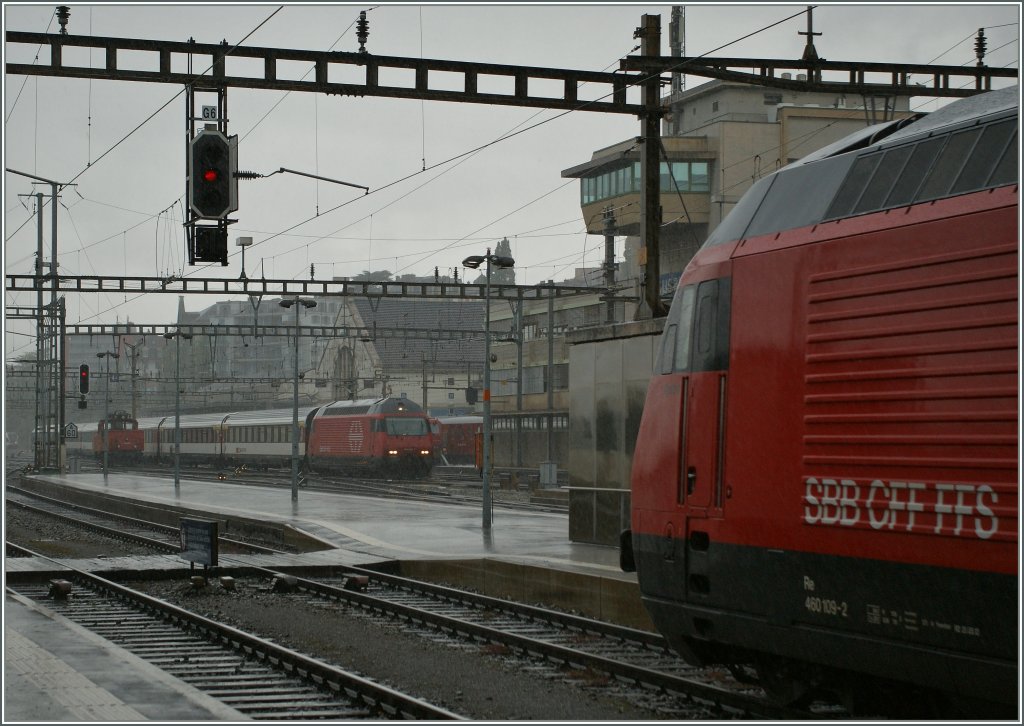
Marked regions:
[219,6,829,279]
[4,4,1007,352]
[4,7,289,355]
[260,43,644,279]
[4,5,284,246]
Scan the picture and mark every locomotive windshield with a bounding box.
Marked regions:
[384,417,429,436]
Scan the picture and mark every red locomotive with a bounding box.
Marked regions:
[429,415,483,465]
[70,410,144,464]
[624,87,1018,716]
[305,397,434,477]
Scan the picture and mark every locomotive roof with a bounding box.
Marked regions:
[882,84,1018,144]
[317,396,426,415]
[702,85,1018,249]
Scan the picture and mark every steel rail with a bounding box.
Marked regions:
[6,498,180,553]
[7,485,283,555]
[253,567,808,719]
[5,547,465,721]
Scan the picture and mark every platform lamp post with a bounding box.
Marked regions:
[96,351,119,482]
[236,236,253,280]
[462,249,515,531]
[280,296,317,502]
[163,330,192,491]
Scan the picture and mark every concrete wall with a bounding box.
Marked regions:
[566,319,664,545]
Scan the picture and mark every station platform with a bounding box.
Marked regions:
[14,470,627,575]
[6,471,648,721]
[5,590,245,721]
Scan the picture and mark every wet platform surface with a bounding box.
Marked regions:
[16,471,626,576]
[5,471,638,721]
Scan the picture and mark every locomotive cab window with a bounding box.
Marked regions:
[671,285,697,372]
[693,278,731,372]
[385,418,429,436]
[662,280,731,373]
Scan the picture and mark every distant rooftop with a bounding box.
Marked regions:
[350,297,486,374]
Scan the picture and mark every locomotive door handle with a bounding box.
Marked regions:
[686,467,697,495]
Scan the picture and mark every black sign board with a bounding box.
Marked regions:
[180,517,219,567]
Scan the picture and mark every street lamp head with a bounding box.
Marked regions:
[280,297,317,309]
[463,253,514,270]
[236,236,253,248]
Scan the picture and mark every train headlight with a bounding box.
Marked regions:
[387,449,398,456]
[420,450,431,456]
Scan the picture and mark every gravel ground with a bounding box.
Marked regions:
[5,504,156,558]
[130,576,676,720]
[6,501,682,720]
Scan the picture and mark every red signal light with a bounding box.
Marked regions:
[188,129,236,220]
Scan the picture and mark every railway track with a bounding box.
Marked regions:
[6,491,842,719]
[6,549,462,720]
[131,565,832,720]
[5,484,286,555]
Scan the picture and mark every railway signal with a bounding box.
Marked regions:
[188,129,238,219]
[78,363,90,394]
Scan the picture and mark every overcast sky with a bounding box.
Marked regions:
[3,2,1019,362]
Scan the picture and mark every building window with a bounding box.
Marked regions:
[581,160,711,205]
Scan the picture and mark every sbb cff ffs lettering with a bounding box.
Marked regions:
[188,129,238,219]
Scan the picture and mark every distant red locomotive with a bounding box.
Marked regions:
[306,397,434,477]
[624,87,1018,716]
[67,410,144,464]
[429,416,483,465]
